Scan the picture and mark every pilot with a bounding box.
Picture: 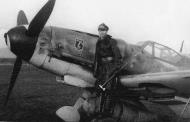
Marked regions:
[94,23,122,82]
[93,23,122,115]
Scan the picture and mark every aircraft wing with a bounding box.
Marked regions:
[120,70,190,97]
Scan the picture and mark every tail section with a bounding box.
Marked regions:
[17,10,28,26]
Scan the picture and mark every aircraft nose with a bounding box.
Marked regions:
[5,26,37,61]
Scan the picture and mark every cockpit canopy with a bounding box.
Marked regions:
[138,41,183,66]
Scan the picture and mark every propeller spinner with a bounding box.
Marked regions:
[4,0,56,105]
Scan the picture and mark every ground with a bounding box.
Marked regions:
[0,65,189,122]
[0,65,81,121]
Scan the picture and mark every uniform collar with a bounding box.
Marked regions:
[99,34,112,40]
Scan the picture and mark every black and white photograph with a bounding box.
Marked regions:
[0,0,190,121]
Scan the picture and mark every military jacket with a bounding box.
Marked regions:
[93,35,122,79]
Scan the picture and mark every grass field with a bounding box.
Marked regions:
[0,65,82,121]
[0,65,189,122]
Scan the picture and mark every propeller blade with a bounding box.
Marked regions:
[4,57,22,106]
[17,10,28,26]
[27,0,56,37]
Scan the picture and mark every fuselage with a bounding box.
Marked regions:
[31,26,178,73]
[11,26,178,87]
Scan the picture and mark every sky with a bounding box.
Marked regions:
[0,0,190,53]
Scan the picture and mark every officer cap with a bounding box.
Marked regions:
[98,23,109,31]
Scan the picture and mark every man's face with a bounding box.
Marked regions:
[98,30,107,39]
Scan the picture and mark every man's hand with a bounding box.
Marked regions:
[98,85,106,91]
[95,80,106,94]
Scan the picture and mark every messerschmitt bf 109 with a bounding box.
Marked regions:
[3,0,190,121]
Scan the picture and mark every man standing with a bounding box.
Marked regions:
[94,23,122,86]
[93,23,122,114]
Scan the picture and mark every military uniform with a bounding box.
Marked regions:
[93,34,122,84]
[93,32,122,117]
